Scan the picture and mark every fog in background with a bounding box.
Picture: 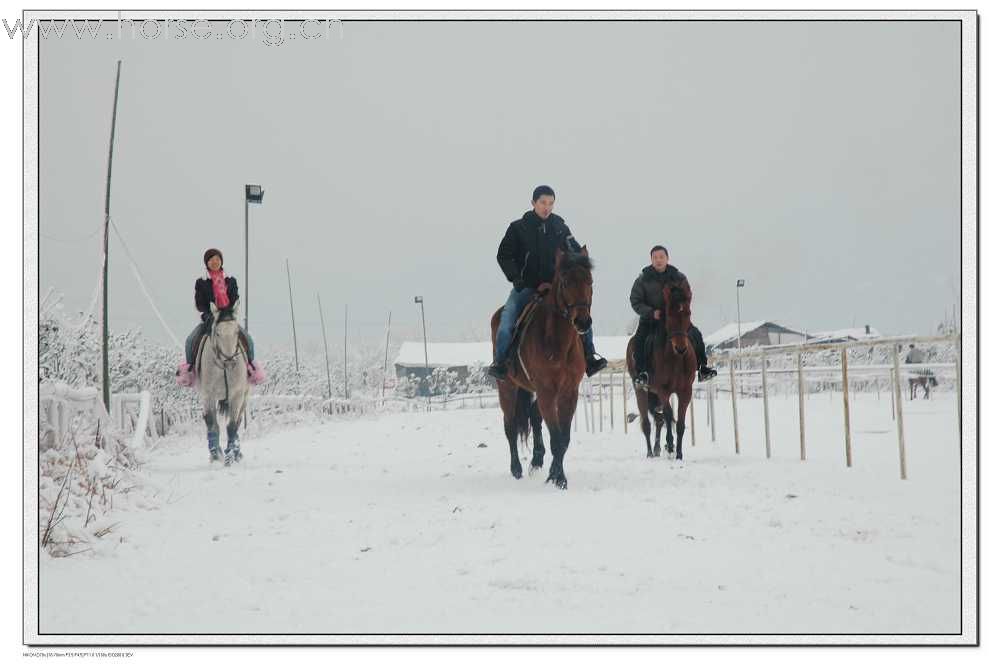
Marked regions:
[39,19,961,354]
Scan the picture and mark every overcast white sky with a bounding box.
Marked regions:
[39,19,961,353]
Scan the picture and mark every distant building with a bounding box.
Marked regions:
[805,325,881,344]
[704,321,809,352]
[393,336,635,393]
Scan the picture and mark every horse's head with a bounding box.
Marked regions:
[210,301,242,359]
[554,245,594,335]
[662,283,692,355]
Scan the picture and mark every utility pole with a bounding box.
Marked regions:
[318,294,333,409]
[343,304,349,399]
[286,259,300,374]
[101,60,122,414]
[382,311,392,399]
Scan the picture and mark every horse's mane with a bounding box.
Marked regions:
[560,252,594,273]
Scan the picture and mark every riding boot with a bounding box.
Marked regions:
[487,361,508,380]
[585,353,608,377]
[690,324,717,381]
[633,323,651,388]
[238,330,256,370]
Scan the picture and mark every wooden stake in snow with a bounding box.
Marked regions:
[729,358,740,454]
[955,334,961,439]
[892,348,908,480]
[797,349,806,461]
[709,380,716,443]
[690,392,696,447]
[761,350,771,459]
[841,347,852,468]
[622,371,628,435]
[598,376,604,432]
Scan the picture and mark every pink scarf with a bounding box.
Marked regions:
[208,269,230,309]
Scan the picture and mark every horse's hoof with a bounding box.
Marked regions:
[557,478,568,490]
[646,451,653,458]
[511,467,522,479]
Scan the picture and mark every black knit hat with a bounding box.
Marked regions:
[203,248,223,268]
[532,185,555,202]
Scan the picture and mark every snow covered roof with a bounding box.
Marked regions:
[394,336,633,368]
[394,341,493,368]
[702,320,769,347]
[808,327,882,342]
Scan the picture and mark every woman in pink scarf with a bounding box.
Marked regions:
[178,248,259,382]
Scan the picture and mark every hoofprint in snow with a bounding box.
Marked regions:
[40,392,960,635]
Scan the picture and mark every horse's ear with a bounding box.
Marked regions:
[580,245,589,257]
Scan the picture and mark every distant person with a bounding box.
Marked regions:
[629,245,716,388]
[176,248,260,385]
[905,343,927,364]
[489,185,607,380]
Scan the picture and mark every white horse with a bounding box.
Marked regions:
[197,301,250,465]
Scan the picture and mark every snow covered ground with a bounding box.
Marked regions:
[39,390,961,636]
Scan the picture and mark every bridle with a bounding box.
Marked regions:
[207,314,245,404]
[210,316,243,366]
[545,270,593,334]
[662,302,692,347]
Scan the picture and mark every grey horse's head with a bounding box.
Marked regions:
[210,301,242,360]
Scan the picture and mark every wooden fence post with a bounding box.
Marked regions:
[761,350,771,459]
[841,347,852,468]
[892,348,908,480]
[729,358,740,454]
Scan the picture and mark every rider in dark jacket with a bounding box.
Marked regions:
[630,245,716,387]
[181,248,255,372]
[489,185,607,379]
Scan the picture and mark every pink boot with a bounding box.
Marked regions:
[247,361,266,385]
[175,361,196,388]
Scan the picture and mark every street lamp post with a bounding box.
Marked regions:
[736,278,746,370]
[244,184,264,333]
[414,296,429,399]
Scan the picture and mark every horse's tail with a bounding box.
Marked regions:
[218,399,230,417]
[514,389,533,442]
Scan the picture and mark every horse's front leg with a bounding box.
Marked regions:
[537,391,568,489]
[203,401,221,462]
[498,383,523,479]
[529,400,545,471]
[664,401,675,456]
[225,390,247,464]
[675,392,691,462]
[652,410,663,457]
[636,389,654,457]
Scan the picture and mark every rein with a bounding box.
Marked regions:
[209,317,245,404]
[535,274,592,334]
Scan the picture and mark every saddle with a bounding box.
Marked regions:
[193,328,253,376]
[503,297,543,367]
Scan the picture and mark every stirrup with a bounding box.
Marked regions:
[633,372,649,390]
[585,354,607,377]
[487,361,508,380]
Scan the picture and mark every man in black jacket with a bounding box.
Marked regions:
[630,245,716,387]
[489,185,607,380]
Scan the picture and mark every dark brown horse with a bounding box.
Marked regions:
[626,283,697,459]
[490,247,593,489]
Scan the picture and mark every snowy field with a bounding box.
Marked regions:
[39,390,961,635]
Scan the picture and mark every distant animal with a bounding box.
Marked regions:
[626,283,697,460]
[490,247,594,489]
[198,302,250,465]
